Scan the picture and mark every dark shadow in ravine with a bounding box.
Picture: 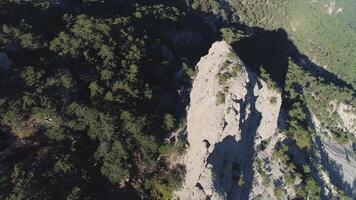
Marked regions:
[207,71,261,199]
[231,26,355,95]
[233,28,290,89]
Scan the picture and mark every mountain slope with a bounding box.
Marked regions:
[0,1,355,199]
[227,0,356,88]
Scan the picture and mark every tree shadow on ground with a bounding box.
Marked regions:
[233,28,290,89]
[231,26,355,94]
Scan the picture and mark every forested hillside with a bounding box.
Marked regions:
[1,0,355,199]
[226,0,356,88]
[0,1,216,199]
[313,0,356,31]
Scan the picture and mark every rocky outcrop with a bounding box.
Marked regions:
[176,41,282,199]
[312,113,356,198]
[336,103,356,136]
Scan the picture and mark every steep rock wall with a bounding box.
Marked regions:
[176,41,282,200]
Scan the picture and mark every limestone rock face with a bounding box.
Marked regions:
[176,41,282,200]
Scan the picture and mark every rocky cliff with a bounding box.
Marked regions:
[175,41,356,199]
[176,41,282,199]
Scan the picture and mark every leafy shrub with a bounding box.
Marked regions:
[274,188,283,200]
[256,158,270,186]
[227,52,238,61]
[217,71,232,85]
[164,114,175,131]
[231,65,241,77]
[220,28,245,44]
[216,91,226,105]
[270,96,278,104]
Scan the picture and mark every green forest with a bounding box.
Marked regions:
[0,1,217,199]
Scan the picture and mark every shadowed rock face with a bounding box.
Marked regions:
[0,52,12,71]
[233,28,354,93]
[206,65,262,200]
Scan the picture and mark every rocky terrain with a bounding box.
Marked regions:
[312,114,356,197]
[176,41,282,199]
[176,41,356,199]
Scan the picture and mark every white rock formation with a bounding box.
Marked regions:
[176,41,282,200]
[337,103,356,136]
[325,1,343,15]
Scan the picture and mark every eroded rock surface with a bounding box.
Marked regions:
[176,41,282,200]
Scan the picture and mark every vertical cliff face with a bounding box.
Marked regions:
[176,41,282,200]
